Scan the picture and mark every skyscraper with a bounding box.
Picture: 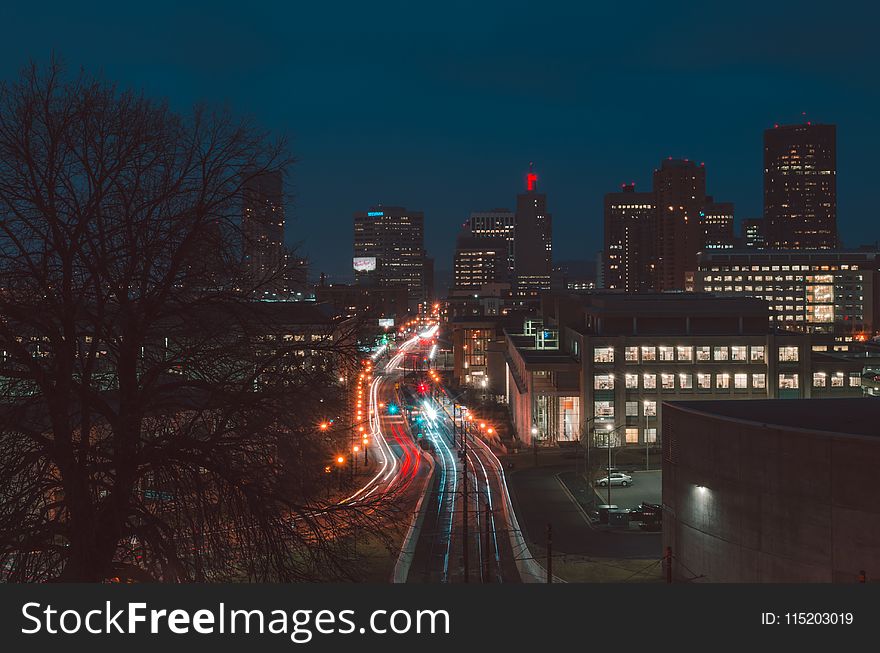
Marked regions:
[741,218,766,249]
[452,230,509,291]
[353,205,427,308]
[469,209,516,283]
[514,164,552,294]
[654,159,706,291]
[701,199,735,251]
[242,170,286,296]
[764,122,837,249]
[603,183,655,292]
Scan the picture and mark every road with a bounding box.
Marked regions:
[405,384,530,583]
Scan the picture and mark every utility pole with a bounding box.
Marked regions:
[461,429,469,583]
[484,505,492,583]
[546,523,552,583]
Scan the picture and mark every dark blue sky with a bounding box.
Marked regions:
[2,1,877,281]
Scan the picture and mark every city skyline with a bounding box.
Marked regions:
[3,3,878,280]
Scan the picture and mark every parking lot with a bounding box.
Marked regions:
[594,470,661,509]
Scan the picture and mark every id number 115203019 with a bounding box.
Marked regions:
[762,613,854,625]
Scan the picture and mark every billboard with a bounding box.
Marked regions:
[378,318,395,328]
[353,257,377,272]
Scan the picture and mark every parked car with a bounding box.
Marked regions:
[596,472,633,487]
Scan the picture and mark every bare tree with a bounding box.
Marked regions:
[0,61,393,582]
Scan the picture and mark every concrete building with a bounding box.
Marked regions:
[654,159,706,292]
[662,398,880,582]
[353,205,428,309]
[603,183,655,292]
[469,209,516,282]
[242,171,286,297]
[502,293,880,447]
[452,232,509,291]
[314,283,410,324]
[764,122,837,249]
[696,249,880,336]
[701,199,735,251]
[514,164,552,295]
[741,218,766,249]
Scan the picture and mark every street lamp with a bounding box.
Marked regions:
[644,400,651,472]
[599,423,625,506]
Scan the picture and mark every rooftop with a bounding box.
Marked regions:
[666,398,880,439]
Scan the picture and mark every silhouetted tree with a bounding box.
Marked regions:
[0,61,393,582]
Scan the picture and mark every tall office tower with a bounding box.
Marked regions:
[653,158,707,291]
[469,209,516,283]
[242,170,286,295]
[452,230,509,290]
[742,218,766,249]
[603,183,656,292]
[764,122,837,249]
[353,205,427,308]
[514,164,552,294]
[701,199,735,251]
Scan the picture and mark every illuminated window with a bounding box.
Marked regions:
[641,346,656,361]
[778,373,799,389]
[625,428,639,444]
[696,346,711,361]
[644,400,657,416]
[593,347,614,363]
[697,372,711,389]
[625,373,638,389]
[594,401,614,417]
[645,428,657,443]
[661,373,675,389]
[594,374,615,390]
[831,373,844,388]
[813,372,826,388]
[849,373,862,387]
[676,346,693,361]
[624,346,638,362]
[659,346,675,361]
[716,373,730,389]
[643,373,656,389]
[778,346,799,362]
[713,347,728,361]
[625,401,639,417]
[752,373,766,389]
[731,346,747,361]
[679,373,693,389]
[750,346,765,362]
[734,373,748,389]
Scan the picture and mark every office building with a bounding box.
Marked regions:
[469,209,516,282]
[741,218,766,249]
[603,183,656,292]
[502,293,879,447]
[353,205,428,309]
[514,165,552,294]
[701,199,735,251]
[452,231,509,291]
[696,249,880,335]
[663,399,880,582]
[764,122,837,249]
[242,171,286,296]
[654,159,707,291]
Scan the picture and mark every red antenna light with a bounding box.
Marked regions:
[527,162,537,191]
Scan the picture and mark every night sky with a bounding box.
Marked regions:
[2,1,878,282]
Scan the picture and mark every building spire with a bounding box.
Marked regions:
[526,161,537,192]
